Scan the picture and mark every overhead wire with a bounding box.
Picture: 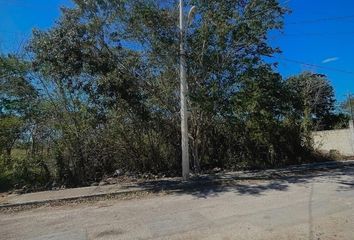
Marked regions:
[287,15,354,25]
[281,31,354,37]
[1,3,353,77]
[274,56,354,75]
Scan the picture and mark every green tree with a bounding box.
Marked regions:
[286,72,335,145]
[0,116,23,157]
[341,94,354,119]
[2,0,338,189]
[0,55,52,190]
[0,55,37,156]
[25,0,299,183]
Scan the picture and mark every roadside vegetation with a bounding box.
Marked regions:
[0,0,350,191]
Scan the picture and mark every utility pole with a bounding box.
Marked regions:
[180,0,189,180]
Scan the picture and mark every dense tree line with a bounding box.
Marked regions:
[0,0,348,190]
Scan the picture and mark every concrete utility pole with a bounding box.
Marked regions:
[180,0,189,180]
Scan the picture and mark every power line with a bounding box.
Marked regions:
[287,15,354,25]
[282,31,354,37]
[274,56,354,75]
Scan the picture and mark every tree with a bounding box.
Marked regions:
[3,0,336,189]
[0,55,37,156]
[0,55,52,190]
[0,55,36,116]
[320,112,350,130]
[286,72,335,145]
[341,94,354,120]
[0,116,23,157]
[25,0,289,184]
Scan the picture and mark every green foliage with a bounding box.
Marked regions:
[341,95,354,120]
[286,72,336,146]
[0,55,36,115]
[0,154,50,191]
[320,113,350,130]
[286,72,335,127]
[0,116,23,155]
[0,1,341,190]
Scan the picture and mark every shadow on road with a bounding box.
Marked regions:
[337,180,354,191]
[130,161,354,199]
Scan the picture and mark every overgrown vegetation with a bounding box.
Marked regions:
[0,0,349,190]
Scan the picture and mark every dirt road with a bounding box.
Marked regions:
[1,162,354,240]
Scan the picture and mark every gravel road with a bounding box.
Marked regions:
[1,162,354,240]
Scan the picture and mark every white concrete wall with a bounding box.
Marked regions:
[312,122,354,156]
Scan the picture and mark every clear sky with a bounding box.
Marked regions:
[273,0,354,102]
[0,0,353,102]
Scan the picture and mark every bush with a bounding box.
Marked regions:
[0,155,51,191]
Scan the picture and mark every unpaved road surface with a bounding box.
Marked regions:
[1,162,354,240]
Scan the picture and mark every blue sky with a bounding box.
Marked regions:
[0,0,353,102]
[273,0,354,102]
[0,0,72,49]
